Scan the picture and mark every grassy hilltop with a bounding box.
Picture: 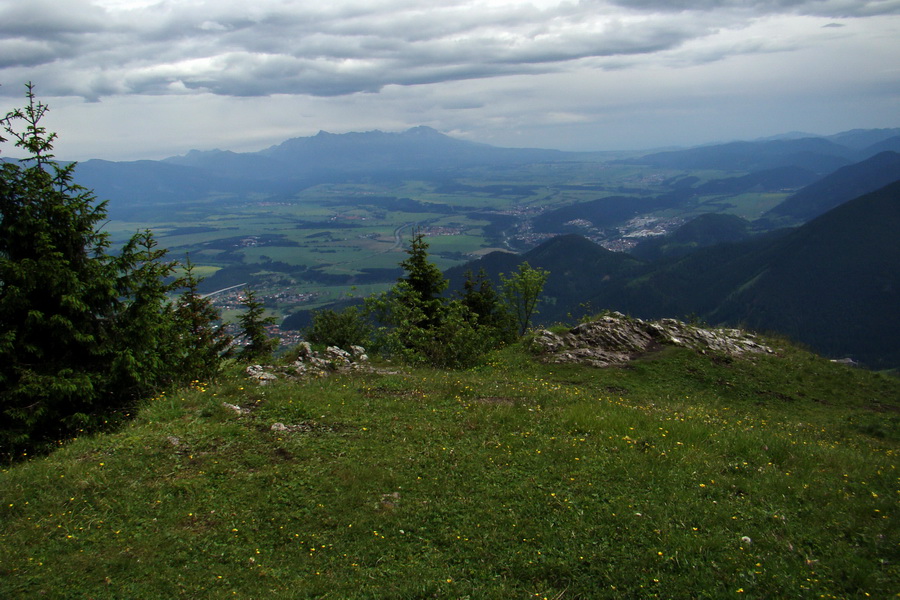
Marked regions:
[2,336,898,599]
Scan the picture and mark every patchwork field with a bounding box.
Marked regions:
[103,162,792,324]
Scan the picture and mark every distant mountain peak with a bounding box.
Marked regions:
[402,125,444,136]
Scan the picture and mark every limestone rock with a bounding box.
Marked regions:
[245,344,378,384]
[532,314,772,367]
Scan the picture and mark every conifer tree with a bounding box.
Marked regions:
[459,268,517,342]
[398,230,447,327]
[237,289,278,362]
[0,84,226,456]
[108,229,182,396]
[0,84,121,450]
[172,257,233,381]
[366,232,502,367]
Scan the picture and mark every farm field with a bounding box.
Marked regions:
[103,162,792,325]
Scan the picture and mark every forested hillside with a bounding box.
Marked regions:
[452,179,900,368]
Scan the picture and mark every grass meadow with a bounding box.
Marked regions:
[2,341,897,599]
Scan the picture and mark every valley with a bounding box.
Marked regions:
[72,126,900,367]
[100,162,793,327]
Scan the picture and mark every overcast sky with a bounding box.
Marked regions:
[1,0,898,161]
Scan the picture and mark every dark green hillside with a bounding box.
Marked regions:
[446,234,642,319]
[761,151,900,226]
[604,181,900,368]
[630,213,752,261]
[710,179,900,368]
[532,195,669,233]
[596,231,792,322]
[451,230,787,328]
[692,166,818,195]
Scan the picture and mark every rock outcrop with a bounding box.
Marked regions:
[245,343,376,384]
[531,313,773,367]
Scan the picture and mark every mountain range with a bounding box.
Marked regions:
[70,125,900,220]
[163,126,567,180]
[623,130,900,174]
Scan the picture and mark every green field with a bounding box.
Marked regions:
[2,339,897,598]
[103,163,792,322]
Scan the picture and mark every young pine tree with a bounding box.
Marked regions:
[172,257,233,381]
[366,232,500,368]
[398,230,448,327]
[108,229,182,397]
[237,289,278,362]
[459,268,517,343]
[0,84,226,457]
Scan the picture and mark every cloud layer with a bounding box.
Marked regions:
[2,0,897,100]
[1,0,898,158]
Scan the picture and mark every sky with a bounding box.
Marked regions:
[0,0,898,161]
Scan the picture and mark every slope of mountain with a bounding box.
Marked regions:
[826,127,900,150]
[860,135,900,157]
[709,179,900,367]
[532,195,670,234]
[692,166,819,195]
[629,213,752,261]
[625,137,855,174]
[445,234,642,318]
[760,151,900,226]
[602,180,900,368]
[73,159,288,219]
[452,180,900,368]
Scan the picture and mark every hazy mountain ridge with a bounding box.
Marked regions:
[760,150,900,226]
[164,126,569,179]
[622,130,900,174]
[72,125,899,221]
